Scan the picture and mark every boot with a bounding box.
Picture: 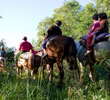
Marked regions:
[89,34,96,47]
[42,49,47,59]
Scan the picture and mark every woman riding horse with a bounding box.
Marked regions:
[42,20,62,58]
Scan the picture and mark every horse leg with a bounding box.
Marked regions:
[19,67,23,77]
[67,57,73,70]
[41,62,46,80]
[48,64,53,82]
[87,53,94,81]
[56,58,64,88]
[17,67,19,77]
[89,66,94,81]
[23,66,28,78]
[31,70,36,79]
[79,62,84,84]
[17,67,22,77]
[68,56,80,80]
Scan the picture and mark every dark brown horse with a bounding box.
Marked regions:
[42,35,79,87]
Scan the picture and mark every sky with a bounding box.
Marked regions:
[0,0,93,49]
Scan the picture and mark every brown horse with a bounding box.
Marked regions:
[42,35,79,87]
[14,50,41,79]
[0,57,7,72]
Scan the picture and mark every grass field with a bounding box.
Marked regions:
[0,60,110,100]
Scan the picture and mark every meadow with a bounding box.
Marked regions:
[0,59,110,100]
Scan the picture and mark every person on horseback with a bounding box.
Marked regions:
[85,12,109,55]
[40,33,46,48]
[0,47,6,57]
[15,36,33,65]
[90,13,109,46]
[19,36,33,53]
[42,20,62,58]
[46,20,62,38]
[85,14,100,55]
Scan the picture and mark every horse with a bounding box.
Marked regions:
[76,34,110,83]
[0,56,7,72]
[0,56,6,68]
[42,35,79,87]
[14,50,41,79]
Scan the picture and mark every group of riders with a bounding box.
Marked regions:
[15,12,109,64]
[16,20,63,59]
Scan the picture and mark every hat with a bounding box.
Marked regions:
[23,36,27,40]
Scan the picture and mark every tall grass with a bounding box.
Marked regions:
[0,60,110,100]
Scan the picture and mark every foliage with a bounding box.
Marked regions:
[35,0,98,48]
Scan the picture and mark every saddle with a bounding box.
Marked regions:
[20,52,32,59]
[80,33,110,47]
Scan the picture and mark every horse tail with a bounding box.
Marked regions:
[28,53,35,70]
[67,37,77,56]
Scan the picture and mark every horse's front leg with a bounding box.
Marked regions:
[89,66,94,81]
[79,62,84,84]
[56,58,64,88]
[41,62,46,80]
[68,56,80,81]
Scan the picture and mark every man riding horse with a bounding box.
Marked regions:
[15,36,33,65]
[19,36,33,53]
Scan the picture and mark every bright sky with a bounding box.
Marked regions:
[0,0,93,49]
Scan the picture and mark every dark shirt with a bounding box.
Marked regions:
[46,25,62,38]
[1,50,6,57]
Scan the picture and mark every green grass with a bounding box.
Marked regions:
[0,61,110,100]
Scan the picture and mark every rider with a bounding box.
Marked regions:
[46,20,62,38]
[19,36,33,53]
[42,20,62,58]
[1,47,6,57]
[16,36,33,61]
[85,14,100,55]
[85,13,109,55]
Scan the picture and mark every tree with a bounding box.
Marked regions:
[35,0,110,49]
[0,16,3,19]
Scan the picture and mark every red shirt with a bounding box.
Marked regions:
[88,21,100,35]
[19,40,33,52]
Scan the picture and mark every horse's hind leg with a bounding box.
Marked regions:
[56,58,64,88]
[48,64,53,82]
[67,57,73,70]
[67,56,80,80]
